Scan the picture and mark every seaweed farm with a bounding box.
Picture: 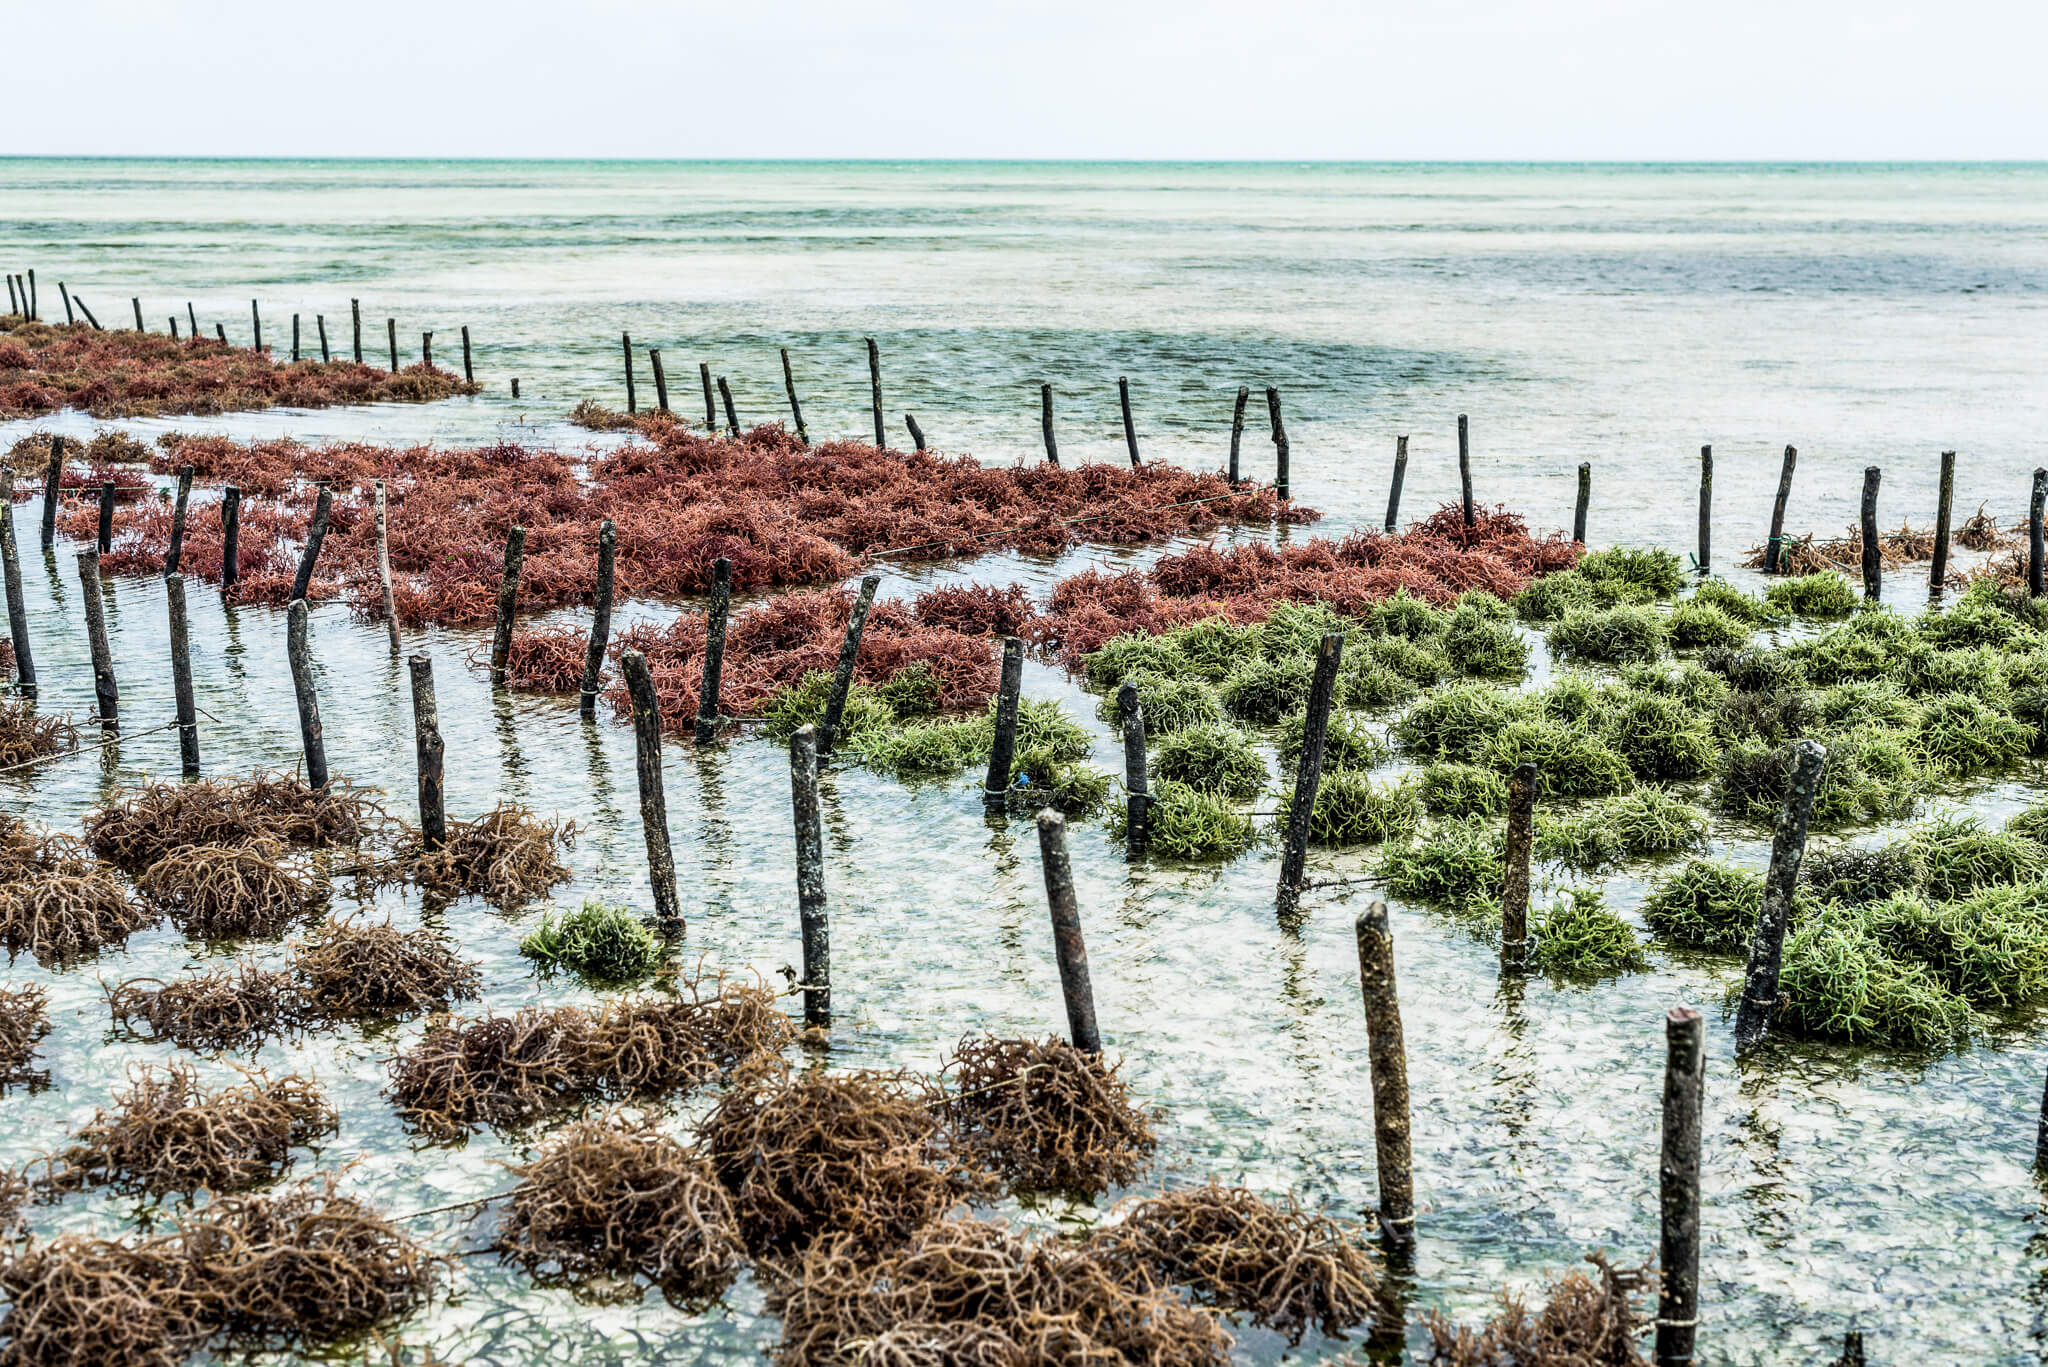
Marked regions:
[2,162,2048,1366]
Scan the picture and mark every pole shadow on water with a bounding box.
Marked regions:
[490,689,529,802]
[1488,971,1537,1142]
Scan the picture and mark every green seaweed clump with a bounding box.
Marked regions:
[1640,860,1762,954]
[1112,780,1256,860]
[1480,719,1635,799]
[1219,656,1317,725]
[1443,605,1528,680]
[1294,773,1421,847]
[1098,672,1222,736]
[763,671,896,744]
[856,717,988,777]
[1394,683,1539,762]
[1903,815,2048,901]
[1576,546,1686,599]
[1667,600,1753,651]
[1375,819,1504,917]
[1547,605,1669,665]
[1534,788,1709,870]
[1530,889,1648,976]
[1513,569,1597,621]
[1598,690,1718,781]
[1010,746,1109,815]
[1914,693,2031,777]
[1770,912,1974,1049]
[1082,633,1183,689]
[1765,572,1858,618]
[1419,763,1507,819]
[520,899,667,983]
[1275,710,1388,774]
[1689,579,1779,626]
[1801,843,1924,906]
[1150,724,1267,801]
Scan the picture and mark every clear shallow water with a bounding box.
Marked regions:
[0,161,2045,1363]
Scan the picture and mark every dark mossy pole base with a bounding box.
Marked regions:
[1119,681,1148,857]
[1040,383,1059,466]
[1277,632,1343,914]
[695,556,733,744]
[1860,466,1882,600]
[580,520,617,722]
[780,347,808,445]
[0,471,33,694]
[1765,444,1798,574]
[1734,738,1827,1050]
[40,434,64,550]
[407,655,446,851]
[790,723,830,1028]
[1697,444,1712,573]
[1119,376,1140,467]
[317,314,330,363]
[985,636,1026,806]
[1574,461,1591,544]
[489,525,527,687]
[1501,761,1536,968]
[905,413,926,452]
[166,573,199,777]
[1228,385,1249,486]
[220,486,241,593]
[1657,1004,1705,1367]
[622,648,684,931]
[1834,1331,1866,1367]
[866,337,885,448]
[1457,414,1474,528]
[386,317,398,372]
[699,362,716,433]
[77,551,118,733]
[351,299,362,364]
[1930,449,1956,594]
[818,573,881,758]
[1386,435,1408,533]
[460,325,473,383]
[290,485,333,603]
[1266,387,1289,502]
[164,466,194,576]
[2030,467,2047,599]
[286,599,328,790]
[649,348,669,412]
[96,481,114,554]
[621,332,636,414]
[1355,901,1415,1253]
[1037,809,1101,1053]
[718,376,740,438]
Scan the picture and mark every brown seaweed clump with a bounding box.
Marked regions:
[0,984,49,1085]
[698,1068,991,1260]
[41,1062,336,1197]
[938,1035,1156,1196]
[0,1232,207,1367]
[768,1217,1232,1367]
[0,698,76,767]
[401,804,574,908]
[0,833,155,967]
[84,773,378,871]
[136,842,320,938]
[1423,1253,1652,1367]
[290,916,480,1018]
[498,1110,744,1306]
[1091,1184,1381,1344]
[107,960,309,1051]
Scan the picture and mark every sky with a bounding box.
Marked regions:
[17,0,2047,160]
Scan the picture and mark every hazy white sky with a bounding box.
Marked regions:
[19,0,2046,159]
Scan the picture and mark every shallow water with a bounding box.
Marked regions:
[0,162,2046,1364]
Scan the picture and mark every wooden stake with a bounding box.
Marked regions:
[1266,386,1290,501]
[1040,383,1059,466]
[817,573,881,757]
[286,599,327,789]
[169,316,179,341]
[2031,467,2047,599]
[694,556,732,743]
[1385,435,1409,533]
[215,323,226,345]
[166,573,199,776]
[460,325,473,382]
[131,296,143,331]
[649,348,669,412]
[1355,901,1415,1252]
[351,298,362,364]
[2035,1059,2048,1174]
[1457,414,1474,528]
[580,520,617,721]
[699,362,716,433]
[407,655,445,850]
[717,376,740,438]
[1277,632,1343,913]
[317,315,330,363]
[1733,739,1827,1049]
[290,485,333,603]
[291,313,300,362]
[621,332,636,413]
[489,525,527,687]
[77,550,118,732]
[1229,385,1249,485]
[1502,761,1536,968]
[905,413,926,452]
[96,480,113,554]
[188,300,198,338]
[1119,680,1148,857]
[780,347,808,444]
[1119,376,1140,467]
[250,300,261,352]
[1930,449,1956,593]
[386,317,397,372]
[59,283,72,325]
[374,481,398,654]
[1574,461,1591,544]
[0,468,33,695]
[220,486,241,593]
[40,434,64,549]
[164,466,194,576]
[511,378,520,399]
[1697,444,1712,573]
[1765,444,1797,574]
[621,648,684,930]
[25,270,34,320]
[421,331,432,368]
[866,336,884,447]
[790,722,829,1028]
[1038,809,1101,1053]
[1656,1004,1705,1367]
[73,296,102,331]
[985,635,1025,805]
[1860,466,1882,600]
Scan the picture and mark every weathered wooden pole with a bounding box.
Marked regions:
[5,276,14,315]
[421,331,432,368]
[1040,383,1059,466]
[286,599,328,789]
[0,469,31,695]
[407,655,445,850]
[317,314,330,363]
[1930,449,1956,594]
[250,300,262,352]
[40,435,64,549]
[169,316,180,341]
[387,317,398,372]
[220,486,241,593]
[817,573,881,757]
[96,481,114,554]
[1834,1332,1866,1367]
[717,376,740,438]
[2030,468,2047,599]
[621,333,636,414]
[1038,809,1102,1053]
[374,480,398,654]
[579,520,617,722]
[131,297,143,331]
[59,283,72,325]
[2035,1064,2048,1174]
[699,362,717,433]
[291,313,300,362]
[1697,444,1712,573]
[790,722,829,1028]
[984,635,1026,807]
[648,348,669,412]
[1656,1004,1705,1367]
[780,347,808,445]
[1119,376,1140,467]
[1457,414,1475,529]
[72,296,102,331]
[489,526,527,687]
[77,551,118,732]
[1860,466,1882,600]
[290,484,333,602]
[904,413,926,452]
[1277,632,1343,913]
[694,556,732,744]
[164,466,194,576]
[1119,681,1148,857]
[1733,739,1827,1049]
[25,271,34,320]
[186,300,197,338]
[460,325,473,382]
[215,324,227,345]
[1266,386,1290,502]
[1228,385,1249,486]
[1574,461,1591,544]
[351,298,362,364]
[511,378,520,399]
[1355,901,1415,1253]
[1501,761,1539,968]
[1385,435,1409,533]
[621,648,684,931]
[865,336,885,448]
[1765,444,1798,574]
[166,573,199,777]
